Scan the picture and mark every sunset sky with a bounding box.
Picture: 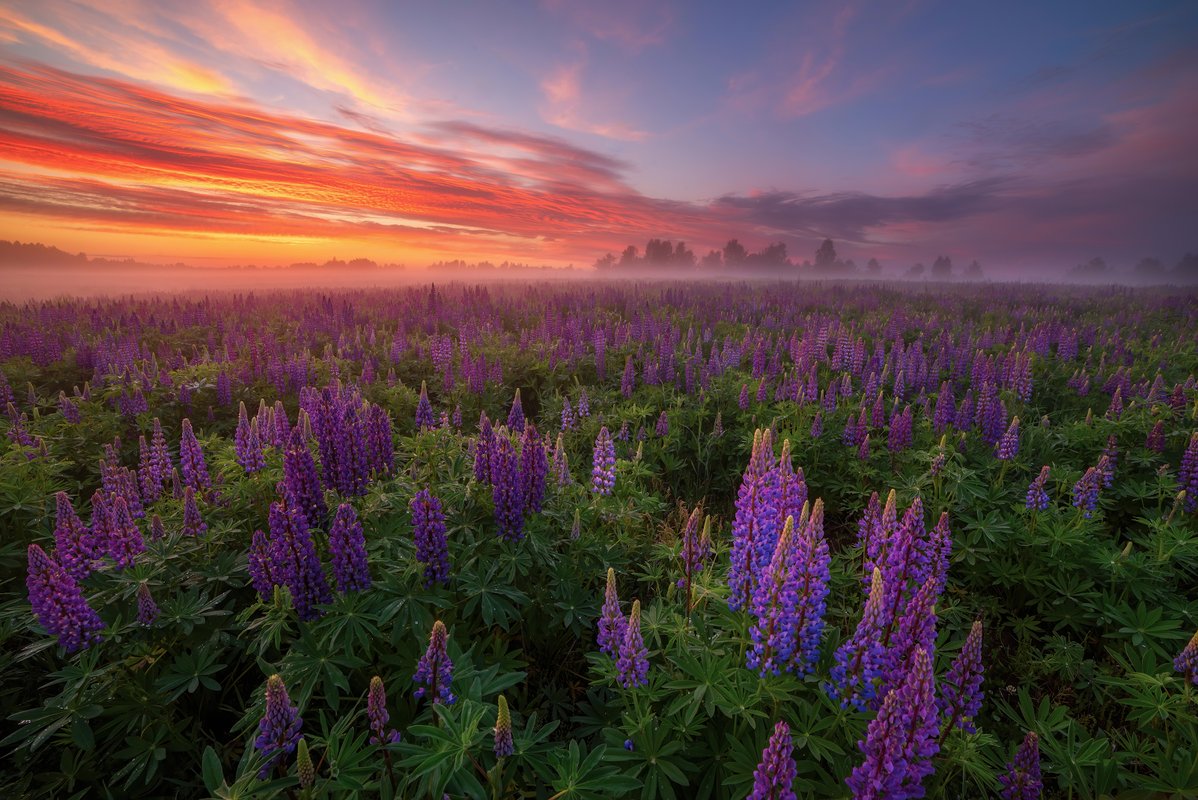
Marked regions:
[0,0,1195,272]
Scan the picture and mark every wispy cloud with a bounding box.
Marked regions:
[538,59,648,141]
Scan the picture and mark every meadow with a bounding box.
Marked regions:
[1,281,1196,799]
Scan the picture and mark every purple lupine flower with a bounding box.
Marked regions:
[107,495,145,570]
[26,543,105,652]
[415,380,435,430]
[235,401,266,472]
[1106,386,1124,421]
[254,674,303,779]
[616,599,649,688]
[552,432,571,486]
[998,732,1043,800]
[749,515,800,677]
[810,411,823,438]
[328,503,370,593]
[996,416,1020,461]
[520,422,548,514]
[739,384,751,410]
[367,676,401,744]
[560,397,575,432]
[473,413,495,483]
[284,428,328,527]
[413,620,455,705]
[677,504,711,586]
[411,489,450,588]
[655,410,669,437]
[790,501,831,675]
[846,647,939,800]
[878,575,939,704]
[1025,466,1051,511]
[53,492,93,581]
[150,513,166,541]
[1145,420,1166,453]
[1071,466,1101,518]
[248,529,275,601]
[137,435,160,503]
[888,405,913,453]
[149,417,173,494]
[591,426,616,496]
[1175,628,1198,685]
[182,486,207,537]
[617,419,630,441]
[178,418,211,492]
[490,433,526,542]
[493,695,514,758]
[728,429,781,611]
[858,432,871,461]
[268,493,332,621]
[578,388,590,418]
[506,389,525,433]
[136,582,159,626]
[621,355,635,398]
[598,567,626,657]
[939,619,984,734]
[827,568,887,710]
[1179,432,1198,513]
[748,720,797,800]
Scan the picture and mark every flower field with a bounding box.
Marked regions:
[2,281,1197,799]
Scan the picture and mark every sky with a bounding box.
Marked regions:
[0,0,1195,273]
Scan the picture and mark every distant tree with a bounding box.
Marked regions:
[964,259,983,280]
[673,241,696,267]
[619,245,640,267]
[723,239,747,266]
[905,262,926,279]
[701,249,723,269]
[747,242,789,268]
[1071,256,1107,276]
[931,255,953,280]
[1134,257,1165,278]
[866,257,881,274]
[814,238,837,269]
[594,252,616,270]
[644,239,674,263]
[842,258,856,272]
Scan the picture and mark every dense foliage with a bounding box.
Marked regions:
[1,281,1196,799]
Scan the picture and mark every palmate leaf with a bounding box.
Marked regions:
[548,740,640,799]
[153,643,225,701]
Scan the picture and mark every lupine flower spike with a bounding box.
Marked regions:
[367,676,401,744]
[938,619,984,736]
[617,599,649,688]
[254,674,302,779]
[598,567,626,657]
[1175,628,1198,686]
[414,620,455,705]
[26,543,105,652]
[493,694,515,758]
[998,731,1042,800]
[748,720,797,800]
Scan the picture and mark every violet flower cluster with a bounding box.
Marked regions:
[591,426,616,496]
[748,720,797,800]
[328,502,370,593]
[413,620,455,705]
[27,543,105,652]
[411,488,450,587]
[254,674,303,779]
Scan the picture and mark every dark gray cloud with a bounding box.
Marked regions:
[711,178,1010,242]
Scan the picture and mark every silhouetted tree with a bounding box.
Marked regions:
[931,255,953,279]
[964,259,983,280]
[619,245,639,267]
[644,239,674,263]
[594,252,616,270]
[723,239,747,266]
[843,258,856,272]
[905,262,926,279]
[814,238,837,269]
[701,249,723,269]
[746,242,789,268]
[673,241,696,267]
[1071,256,1107,276]
[866,257,881,274]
